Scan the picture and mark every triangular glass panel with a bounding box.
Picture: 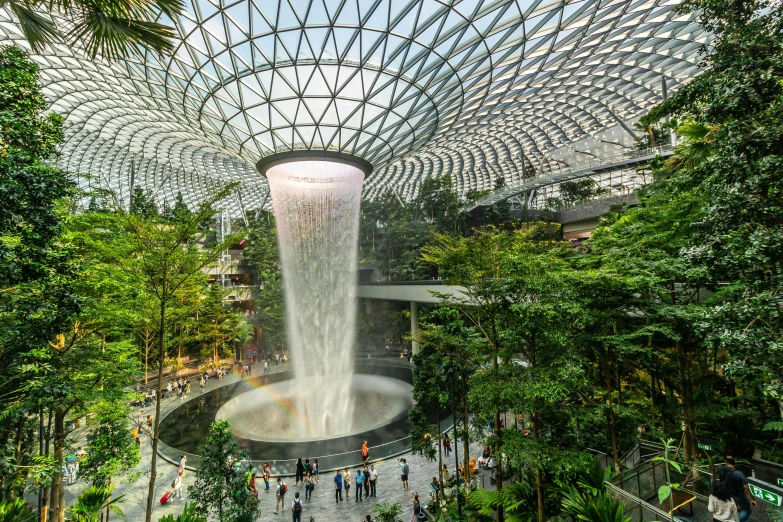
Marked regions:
[270,105,291,128]
[270,72,297,98]
[303,97,330,120]
[321,101,339,125]
[364,0,389,30]
[304,68,331,96]
[319,64,339,93]
[251,4,273,36]
[336,0,360,26]
[295,105,315,124]
[306,0,330,25]
[295,125,317,148]
[278,0,301,29]
[391,2,417,37]
[278,30,302,61]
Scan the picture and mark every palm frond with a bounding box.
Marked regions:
[6,0,61,51]
[68,9,177,60]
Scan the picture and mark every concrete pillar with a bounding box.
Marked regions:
[410,301,419,356]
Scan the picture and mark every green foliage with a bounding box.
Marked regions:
[130,187,160,219]
[0,498,34,521]
[560,488,631,522]
[188,420,260,522]
[157,503,206,522]
[5,0,184,60]
[80,401,141,487]
[0,45,73,288]
[558,180,609,206]
[373,501,404,522]
[67,485,124,522]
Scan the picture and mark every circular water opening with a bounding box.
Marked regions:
[215,374,413,443]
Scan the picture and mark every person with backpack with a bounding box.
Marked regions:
[275,477,287,514]
[334,469,343,503]
[263,462,271,492]
[398,458,409,491]
[295,458,305,486]
[709,479,740,522]
[291,492,303,522]
[717,456,757,522]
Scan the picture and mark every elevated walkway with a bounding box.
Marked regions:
[468,145,672,211]
[356,280,465,303]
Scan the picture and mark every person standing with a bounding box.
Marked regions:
[709,479,740,522]
[361,441,369,465]
[312,459,320,484]
[304,471,313,501]
[430,477,440,502]
[199,376,205,394]
[263,462,271,493]
[355,468,364,502]
[443,434,451,456]
[343,467,351,501]
[173,472,183,501]
[334,469,343,503]
[291,492,303,522]
[363,466,370,499]
[275,478,287,514]
[410,491,422,522]
[718,456,757,522]
[368,465,377,497]
[398,458,409,491]
[178,454,187,476]
[295,457,305,486]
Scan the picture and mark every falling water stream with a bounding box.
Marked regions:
[265,160,364,438]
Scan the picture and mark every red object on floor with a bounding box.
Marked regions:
[160,492,173,504]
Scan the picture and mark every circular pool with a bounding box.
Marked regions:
[157,361,415,474]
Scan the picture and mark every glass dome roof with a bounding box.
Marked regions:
[0,0,709,213]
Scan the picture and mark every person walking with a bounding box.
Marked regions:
[173,472,184,501]
[178,454,187,476]
[199,376,205,394]
[363,466,370,499]
[275,478,287,514]
[709,479,740,522]
[312,459,320,484]
[361,440,369,465]
[410,491,422,522]
[291,492,303,522]
[295,458,305,487]
[368,465,377,497]
[355,468,364,502]
[263,462,271,493]
[430,477,440,502]
[334,469,343,503]
[304,472,313,501]
[717,456,757,522]
[398,458,409,491]
[343,468,351,501]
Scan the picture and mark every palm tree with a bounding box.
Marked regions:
[3,0,183,60]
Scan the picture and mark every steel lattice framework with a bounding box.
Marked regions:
[0,0,709,213]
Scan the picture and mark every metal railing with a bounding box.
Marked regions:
[468,144,674,210]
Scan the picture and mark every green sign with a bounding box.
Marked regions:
[697,443,713,451]
[778,478,783,488]
[749,484,783,507]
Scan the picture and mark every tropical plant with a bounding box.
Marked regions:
[3,0,184,60]
[651,438,681,520]
[67,485,124,522]
[157,503,206,522]
[373,501,403,522]
[0,498,34,522]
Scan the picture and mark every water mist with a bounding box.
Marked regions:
[265,160,364,438]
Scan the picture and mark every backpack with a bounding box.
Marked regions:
[293,499,302,514]
[403,464,409,475]
[283,483,289,494]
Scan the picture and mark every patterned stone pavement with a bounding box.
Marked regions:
[52,361,485,521]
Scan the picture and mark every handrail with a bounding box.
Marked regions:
[468,144,674,210]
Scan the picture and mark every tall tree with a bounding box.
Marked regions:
[106,185,242,522]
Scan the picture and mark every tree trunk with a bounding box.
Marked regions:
[144,295,167,522]
[50,408,67,522]
[462,397,470,491]
[144,336,149,386]
[605,360,621,472]
[41,410,52,522]
[494,352,503,522]
[677,342,697,462]
[533,411,545,522]
[14,415,25,498]
[437,409,444,497]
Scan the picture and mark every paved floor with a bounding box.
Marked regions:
[55,361,483,521]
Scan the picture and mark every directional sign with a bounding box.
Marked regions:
[697,443,713,451]
[749,484,783,507]
[778,478,783,488]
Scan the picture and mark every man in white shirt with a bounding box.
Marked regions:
[368,465,378,497]
[275,478,286,514]
[291,492,303,522]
